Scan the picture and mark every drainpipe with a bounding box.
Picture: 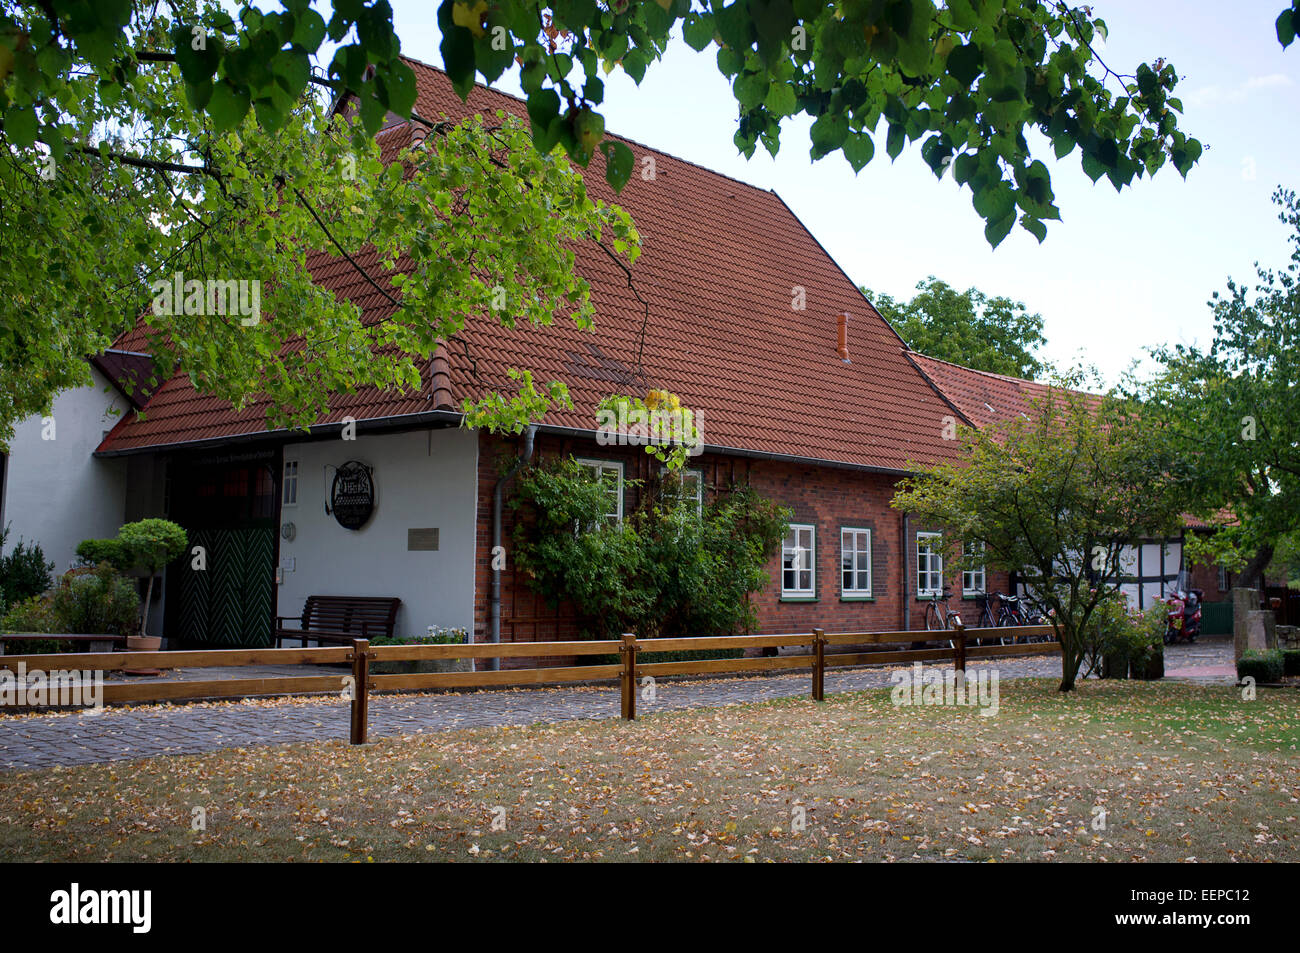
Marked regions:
[901,511,910,630]
[489,425,535,671]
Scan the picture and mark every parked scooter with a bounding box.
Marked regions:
[1162,584,1203,644]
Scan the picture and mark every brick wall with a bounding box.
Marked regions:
[1187,559,1230,602]
[474,430,1009,656]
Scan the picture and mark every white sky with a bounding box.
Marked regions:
[380,0,1298,384]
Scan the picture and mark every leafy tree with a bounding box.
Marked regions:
[892,382,1185,691]
[865,276,1048,377]
[3,0,1220,253]
[116,518,189,638]
[11,0,1299,445]
[1142,187,1300,590]
[0,1,636,443]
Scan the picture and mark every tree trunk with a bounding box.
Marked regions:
[140,573,155,639]
[1058,624,1083,692]
[1237,544,1275,591]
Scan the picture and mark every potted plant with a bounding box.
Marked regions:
[116,519,187,650]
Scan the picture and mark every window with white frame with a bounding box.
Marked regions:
[841,528,872,597]
[962,541,986,595]
[659,467,703,516]
[282,459,299,507]
[1217,565,1230,591]
[917,532,943,596]
[575,458,624,527]
[782,524,815,597]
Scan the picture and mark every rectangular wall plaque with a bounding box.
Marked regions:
[407,527,439,551]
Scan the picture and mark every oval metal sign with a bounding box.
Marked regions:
[330,460,374,530]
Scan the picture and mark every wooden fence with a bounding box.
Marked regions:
[0,623,1057,744]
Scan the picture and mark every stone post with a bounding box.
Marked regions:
[1245,610,1277,653]
[1231,587,1260,662]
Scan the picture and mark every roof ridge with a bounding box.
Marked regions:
[908,350,1050,388]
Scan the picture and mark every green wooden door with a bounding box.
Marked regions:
[177,527,275,647]
[164,452,279,647]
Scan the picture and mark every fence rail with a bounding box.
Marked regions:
[0,623,1058,743]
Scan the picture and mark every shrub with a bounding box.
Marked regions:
[0,525,54,608]
[511,459,789,640]
[2,594,58,633]
[1132,645,1165,680]
[75,538,132,569]
[1,594,61,654]
[49,565,140,636]
[1086,590,1131,678]
[77,519,187,638]
[1237,649,1285,684]
[1081,593,1163,680]
[1284,649,1300,678]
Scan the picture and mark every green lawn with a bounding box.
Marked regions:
[1,678,1296,862]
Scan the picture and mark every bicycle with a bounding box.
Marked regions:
[923,586,964,648]
[993,591,1029,643]
[968,590,1002,646]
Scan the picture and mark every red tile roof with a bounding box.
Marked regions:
[904,352,1075,429]
[97,59,961,472]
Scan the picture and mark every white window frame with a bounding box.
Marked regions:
[282,458,299,507]
[659,466,703,517]
[917,532,943,597]
[962,541,986,596]
[1217,565,1229,592]
[574,458,624,527]
[840,527,872,598]
[782,524,816,598]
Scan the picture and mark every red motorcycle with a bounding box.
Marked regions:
[1162,584,1203,645]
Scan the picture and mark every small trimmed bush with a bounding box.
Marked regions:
[75,538,132,569]
[1237,649,1285,684]
[1283,649,1300,678]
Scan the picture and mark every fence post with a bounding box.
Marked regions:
[619,633,638,721]
[348,638,372,745]
[811,628,825,702]
[951,618,966,675]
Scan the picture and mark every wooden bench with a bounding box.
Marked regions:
[274,596,402,648]
[0,634,128,655]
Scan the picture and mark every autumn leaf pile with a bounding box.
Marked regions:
[0,679,1295,863]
